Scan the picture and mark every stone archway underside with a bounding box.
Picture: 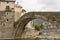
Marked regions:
[14,12,60,38]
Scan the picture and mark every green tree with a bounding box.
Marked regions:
[34,24,41,31]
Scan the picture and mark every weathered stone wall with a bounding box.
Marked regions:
[0,1,26,39]
[0,11,15,39]
[15,4,26,22]
[0,2,15,11]
[0,0,15,39]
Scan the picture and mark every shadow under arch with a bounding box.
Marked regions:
[14,12,60,38]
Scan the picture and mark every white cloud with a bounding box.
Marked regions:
[16,0,60,12]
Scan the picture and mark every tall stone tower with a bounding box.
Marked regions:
[0,0,15,39]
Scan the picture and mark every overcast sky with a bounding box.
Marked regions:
[16,0,60,12]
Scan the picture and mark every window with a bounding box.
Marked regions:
[3,23,5,26]
[2,23,5,26]
[7,1,9,3]
[7,19,8,21]
[6,13,8,15]
[5,12,9,16]
[6,6,10,10]
[11,8,14,10]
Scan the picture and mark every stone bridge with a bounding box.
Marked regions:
[14,12,60,38]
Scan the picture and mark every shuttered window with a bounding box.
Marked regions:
[6,6,10,10]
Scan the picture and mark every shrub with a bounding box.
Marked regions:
[34,24,41,31]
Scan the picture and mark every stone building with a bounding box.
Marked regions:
[0,0,34,39]
[0,0,15,39]
[15,2,26,22]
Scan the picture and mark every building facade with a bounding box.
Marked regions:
[0,0,27,39]
[0,0,34,39]
[0,0,15,39]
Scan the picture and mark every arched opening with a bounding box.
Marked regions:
[15,17,47,38]
[21,19,45,38]
[20,19,59,38]
[15,18,59,38]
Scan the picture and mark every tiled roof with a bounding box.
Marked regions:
[0,0,15,2]
[6,0,15,1]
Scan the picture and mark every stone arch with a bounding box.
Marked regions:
[14,12,60,38]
